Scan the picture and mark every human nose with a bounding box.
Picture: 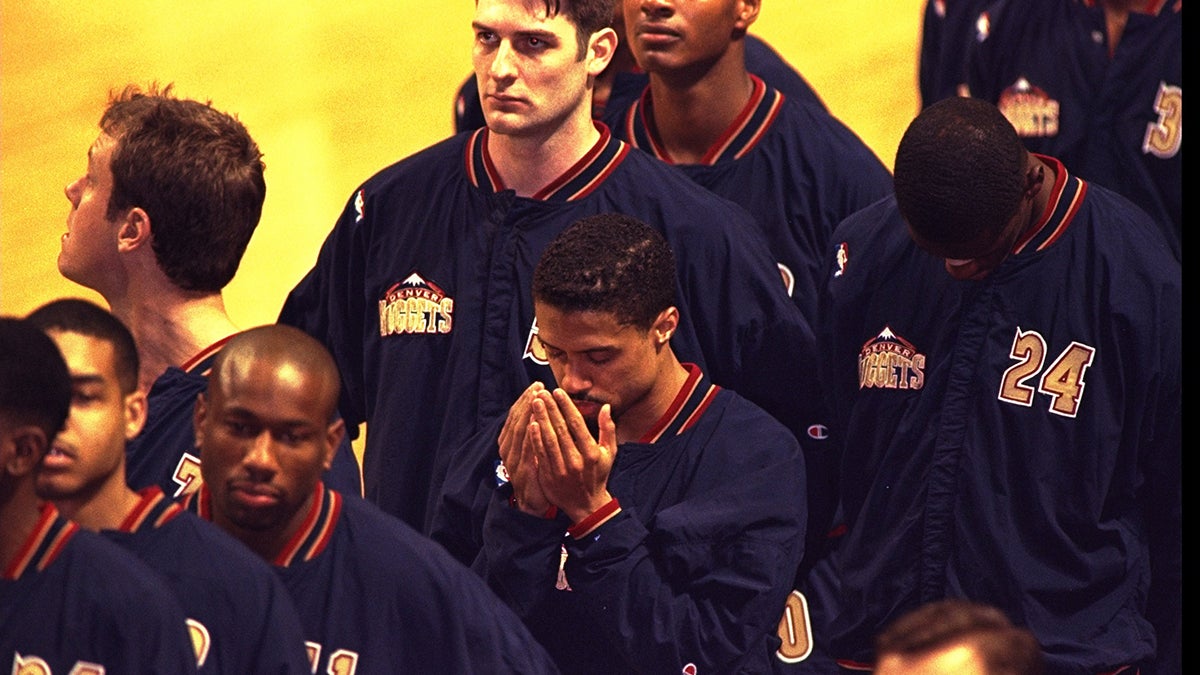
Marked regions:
[489,39,518,81]
[64,176,83,206]
[556,361,592,395]
[244,430,280,472]
[638,0,674,19]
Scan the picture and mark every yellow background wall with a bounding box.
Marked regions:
[1,1,924,325]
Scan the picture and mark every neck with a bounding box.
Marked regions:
[486,109,601,197]
[108,285,238,393]
[644,46,752,163]
[1018,155,1059,240]
[1102,0,1153,53]
[615,353,690,444]
[55,477,143,532]
[0,481,44,574]
[217,484,319,563]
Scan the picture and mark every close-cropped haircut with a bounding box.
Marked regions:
[875,599,1044,675]
[541,0,616,57]
[533,213,676,329]
[100,83,265,292]
[27,298,140,396]
[209,324,343,423]
[0,316,72,440]
[893,96,1026,248]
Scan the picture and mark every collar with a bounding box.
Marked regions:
[464,121,629,201]
[117,486,184,533]
[621,74,784,165]
[180,334,238,375]
[638,363,721,444]
[187,482,341,568]
[1011,154,1087,258]
[1079,0,1175,15]
[3,502,78,580]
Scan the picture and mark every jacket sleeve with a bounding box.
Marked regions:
[277,188,371,434]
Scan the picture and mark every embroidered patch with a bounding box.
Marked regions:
[997,77,1060,138]
[378,272,454,336]
[858,326,926,391]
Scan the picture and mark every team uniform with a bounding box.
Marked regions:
[454,33,827,133]
[918,0,998,107]
[607,75,891,344]
[606,74,890,578]
[462,365,805,674]
[102,487,310,674]
[279,124,825,537]
[817,159,1180,672]
[126,336,362,499]
[1,503,198,674]
[964,0,1182,259]
[184,482,561,674]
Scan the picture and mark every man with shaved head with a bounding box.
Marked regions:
[188,324,559,674]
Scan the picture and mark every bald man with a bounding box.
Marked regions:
[188,325,559,674]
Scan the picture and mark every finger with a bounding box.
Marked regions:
[500,382,545,461]
[553,388,595,450]
[598,403,617,454]
[532,395,567,476]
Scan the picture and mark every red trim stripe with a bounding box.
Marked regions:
[38,523,78,572]
[640,365,703,443]
[465,128,483,187]
[181,335,238,374]
[276,484,324,567]
[703,76,766,164]
[1037,180,1086,251]
[3,503,57,579]
[480,129,506,191]
[734,89,783,160]
[566,142,628,200]
[119,489,160,532]
[304,490,342,562]
[1013,156,1068,254]
[678,385,719,434]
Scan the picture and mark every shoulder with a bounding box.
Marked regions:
[709,389,802,456]
[356,133,473,195]
[1073,182,1179,280]
[58,529,185,614]
[610,149,756,219]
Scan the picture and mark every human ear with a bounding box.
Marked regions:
[5,426,49,477]
[587,26,619,78]
[116,207,152,254]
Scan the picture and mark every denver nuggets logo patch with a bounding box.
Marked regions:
[998,77,1060,138]
[378,272,454,336]
[859,326,926,391]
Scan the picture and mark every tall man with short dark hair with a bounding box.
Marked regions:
[281,0,827,546]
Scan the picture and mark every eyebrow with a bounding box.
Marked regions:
[71,373,106,387]
[538,337,616,356]
[471,21,558,42]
